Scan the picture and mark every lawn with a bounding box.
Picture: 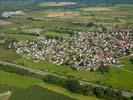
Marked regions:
[0,3,133,95]
[0,70,100,100]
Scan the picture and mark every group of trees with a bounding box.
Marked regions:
[98,66,110,74]
[129,58,133,64]
[43,74,132,100]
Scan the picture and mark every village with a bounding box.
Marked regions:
[14,26,133,71]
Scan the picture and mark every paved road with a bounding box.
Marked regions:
[0,60,133,97]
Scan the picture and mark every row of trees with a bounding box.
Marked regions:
[0,64,43,78]
[43,74,132,100]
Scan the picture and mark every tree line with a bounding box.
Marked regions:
[43,74,132,100]
[0,63,43,78]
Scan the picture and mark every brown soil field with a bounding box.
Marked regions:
[46,11,80,18]
[0,20,12,25]
[81,7,113,12]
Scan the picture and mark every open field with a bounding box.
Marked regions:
[46,11,80,18]
[14,56,133,91]
[0,3,133,98]
[38,2,77,7]
[0,4,133,37]
[4,34,36,40]
[0,70,42,89]
[81,7,113,12]
[0,44,21,62]
[0,70,100,100]
[9,85,75,100]
[0,20,12,26]
[43,31,69,38]
[119,56,133,73]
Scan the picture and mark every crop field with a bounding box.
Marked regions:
[0,4,133,39]
[0,20,12,26]
[0,44,21,62]
[14,56,133,91]
[119,56,133,73]
[46,11,80,18]
[81,7,113,12]
[0,4,132,35]
[38,2,78,7]
[0,3,133,99]
[9,85,75,100]
[0,70,100,100]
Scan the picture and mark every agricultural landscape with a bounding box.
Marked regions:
[0,0,133,100]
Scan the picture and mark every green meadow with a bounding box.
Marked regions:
[1,4,133,40]
[14,56,133,91]
[0,4,133,99]
[0,70,100,100]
